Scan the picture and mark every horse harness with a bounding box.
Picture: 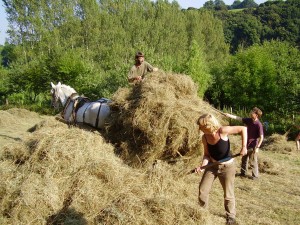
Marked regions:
[62,92,109,129]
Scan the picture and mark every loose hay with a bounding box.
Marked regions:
[0,118,210,224]
[263,133,295,153]
[0,108,41,127]
[106,71,225,166]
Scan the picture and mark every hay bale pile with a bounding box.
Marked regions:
[106,71,224,166]
[0,118,210,224]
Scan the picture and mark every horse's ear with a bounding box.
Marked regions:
[58,82,61,86]
[51,82,55,88]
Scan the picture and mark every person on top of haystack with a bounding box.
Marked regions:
[224,107,264,180]
[195,113,247,225]
[127,51,158,84]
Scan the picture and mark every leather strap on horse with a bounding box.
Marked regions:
[62,93,79,120]
[75,97,90,113]
[95,102,103,129]
[93,98,110,128]
[72,96,90,122]
[83,102,92,124]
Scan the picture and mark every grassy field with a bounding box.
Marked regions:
[0,108,299,225]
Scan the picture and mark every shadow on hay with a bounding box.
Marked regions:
[46,208,87,225]
[104,84,149,160]
[46,177,87,225]
[0,134,22,142]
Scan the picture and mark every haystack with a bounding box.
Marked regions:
[0,117,210,224]
[106,71,225,166]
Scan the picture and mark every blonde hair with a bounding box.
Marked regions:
[197,114,220,133]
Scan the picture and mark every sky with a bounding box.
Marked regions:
[0,0,267,45]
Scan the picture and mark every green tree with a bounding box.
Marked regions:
[183,40,211,98]
[1,0,229,108]
[239,0,258,8]
[203,0,215,10]
[0,66,10,104]
[231,0,242,9]
[1,43,17,67]
[185,10,229,68]
[208,41,299,131]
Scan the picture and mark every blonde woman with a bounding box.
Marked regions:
[195,114,247,225]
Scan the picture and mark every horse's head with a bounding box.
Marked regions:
[50,82,62,109]
[50,82,77,109]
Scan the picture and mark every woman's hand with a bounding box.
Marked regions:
[195,166,204,174]
[240,146,247,156]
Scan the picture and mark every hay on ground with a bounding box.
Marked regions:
[0,118,210,224]
[263,133,295,153]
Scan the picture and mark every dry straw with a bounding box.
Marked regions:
[106,71,224,166]
[0,118,210,224]
[0,108,41,127]
[263,133,295,153]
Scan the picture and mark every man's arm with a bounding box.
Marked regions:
[224,113,243,121]
[255,134,264,152]
[128,66,142,83]
[256,134,264,148]
[255,122,264,152]
[145,61,158,73]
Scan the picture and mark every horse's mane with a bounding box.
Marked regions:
[60,84,76,94]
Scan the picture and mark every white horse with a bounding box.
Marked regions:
[50,82,110,129]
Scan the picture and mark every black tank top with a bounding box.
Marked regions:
[205,133,231,161]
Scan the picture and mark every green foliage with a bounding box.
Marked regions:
[238,0,258,9]
[1,43,16,67]
[2,0,228,103]
[216,11,263,53]
[203,0,228,11]
[183,40,211,98]
[0,66,10,104]
[208,40,300,133]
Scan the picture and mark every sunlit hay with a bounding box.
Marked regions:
[263,133,295,153]
[0,108,43,129]
[0,119,212,224]
[225,134,245,155]
[6,108,40,119]
[107,71,225,166]
[0,160,21,219]
[0,143,31,165]
[27,116,69,132]
[0,110,16,127]
[0,119,129,224]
